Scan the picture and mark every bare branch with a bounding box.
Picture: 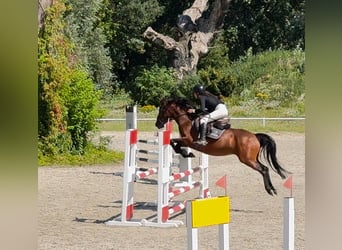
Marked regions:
[143,0,231,79]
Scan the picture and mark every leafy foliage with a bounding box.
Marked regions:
[133,65,177,106]
[38,0,104,157]
[224,0,305,60]
[61,71,104,153]
[198,34,236,97]
[38,139,124,166]
[108,0,164,87]
[226,49,305,110]
[38,0,73,155]
[64,0,115,97]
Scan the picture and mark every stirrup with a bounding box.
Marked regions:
[194,139,208,146]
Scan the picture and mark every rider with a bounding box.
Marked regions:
[188,84,229,145]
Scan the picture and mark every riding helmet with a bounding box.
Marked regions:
[193,84,205,94]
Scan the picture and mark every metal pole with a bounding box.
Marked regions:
[186,201,198,250]
[283,197,295,250]
[219,223,229,250]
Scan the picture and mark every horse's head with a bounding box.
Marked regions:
[155,97,193,129]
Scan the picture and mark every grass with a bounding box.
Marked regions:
[230,119,305,133]
[38,143,124,167]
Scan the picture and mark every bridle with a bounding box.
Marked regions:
[157,102,189,126]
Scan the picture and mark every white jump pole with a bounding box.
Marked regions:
[219,223,229,250]
[283,197,295,250]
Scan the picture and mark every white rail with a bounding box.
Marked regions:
[96,117,305,127]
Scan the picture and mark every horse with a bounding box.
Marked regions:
[155,96,291,196]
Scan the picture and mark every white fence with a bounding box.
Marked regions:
[96,117,305,127]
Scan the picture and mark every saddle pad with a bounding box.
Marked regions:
[207,127,225,140]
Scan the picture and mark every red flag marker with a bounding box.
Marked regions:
[283,175,293,197]
[215,174,227,196]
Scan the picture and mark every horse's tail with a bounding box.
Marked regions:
[255,133,291,179]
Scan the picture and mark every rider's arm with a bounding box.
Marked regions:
[198,96,208,113]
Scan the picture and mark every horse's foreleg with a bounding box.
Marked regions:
[170,139,195,158]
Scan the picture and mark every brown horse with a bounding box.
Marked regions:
[155,96,291,195]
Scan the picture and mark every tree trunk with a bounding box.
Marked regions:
[143,0,231,80]
[38,0,53,30]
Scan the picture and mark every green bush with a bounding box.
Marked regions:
[133,65,177,106]
[61,70,105,154]
[227,49,305,110]
[38,1,105,158]
[198,66,237,97]
[138,105,156,113]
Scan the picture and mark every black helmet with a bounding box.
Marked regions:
[193,84,205,94]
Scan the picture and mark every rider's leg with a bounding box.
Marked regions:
[194,116,209,145]
[208,104,228,120]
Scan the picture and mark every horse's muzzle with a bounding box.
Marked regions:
[155,120,164,129]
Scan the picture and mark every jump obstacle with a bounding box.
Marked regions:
[106,105,210,227]
[186,196,230,250]
[105,105,295,250]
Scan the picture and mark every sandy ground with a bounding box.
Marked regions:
[38,132,305,250]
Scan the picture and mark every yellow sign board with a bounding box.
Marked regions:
[191,196,230,228]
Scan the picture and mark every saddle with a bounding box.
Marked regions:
[194,117,231,140]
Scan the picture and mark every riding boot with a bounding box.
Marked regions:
[194,123,208,145]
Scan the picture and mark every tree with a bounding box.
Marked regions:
[143,0,231,79]
[63,0,115,96]
[38,0,103,155]
[108,0,164,89]
[224,0,305,60]
[38,0,72,154]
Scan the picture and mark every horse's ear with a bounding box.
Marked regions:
[182,98,194,108]
[185,103,193,109]
[160,96,169,106]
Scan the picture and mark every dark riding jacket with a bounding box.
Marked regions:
[197,95,223,113]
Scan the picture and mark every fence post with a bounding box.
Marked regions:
[126,105,137,129]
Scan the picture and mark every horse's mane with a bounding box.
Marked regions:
[160,96,194,110]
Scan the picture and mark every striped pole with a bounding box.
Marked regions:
[136,168,158,179]
[138,139,158,145]
[105,128,142,226]
[157,130,172,223]
[169,201,186,216]
[169,167,201,182]
[121,129,137,221]
[136,157,159,164]
[168,182,202,199]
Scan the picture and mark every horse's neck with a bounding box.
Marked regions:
[175,115,192,137]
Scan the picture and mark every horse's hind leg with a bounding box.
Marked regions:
[240,158,277,195]
[257,162,277,195]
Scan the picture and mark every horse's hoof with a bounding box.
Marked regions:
[267,189,277,196]
[266,188,273,196]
